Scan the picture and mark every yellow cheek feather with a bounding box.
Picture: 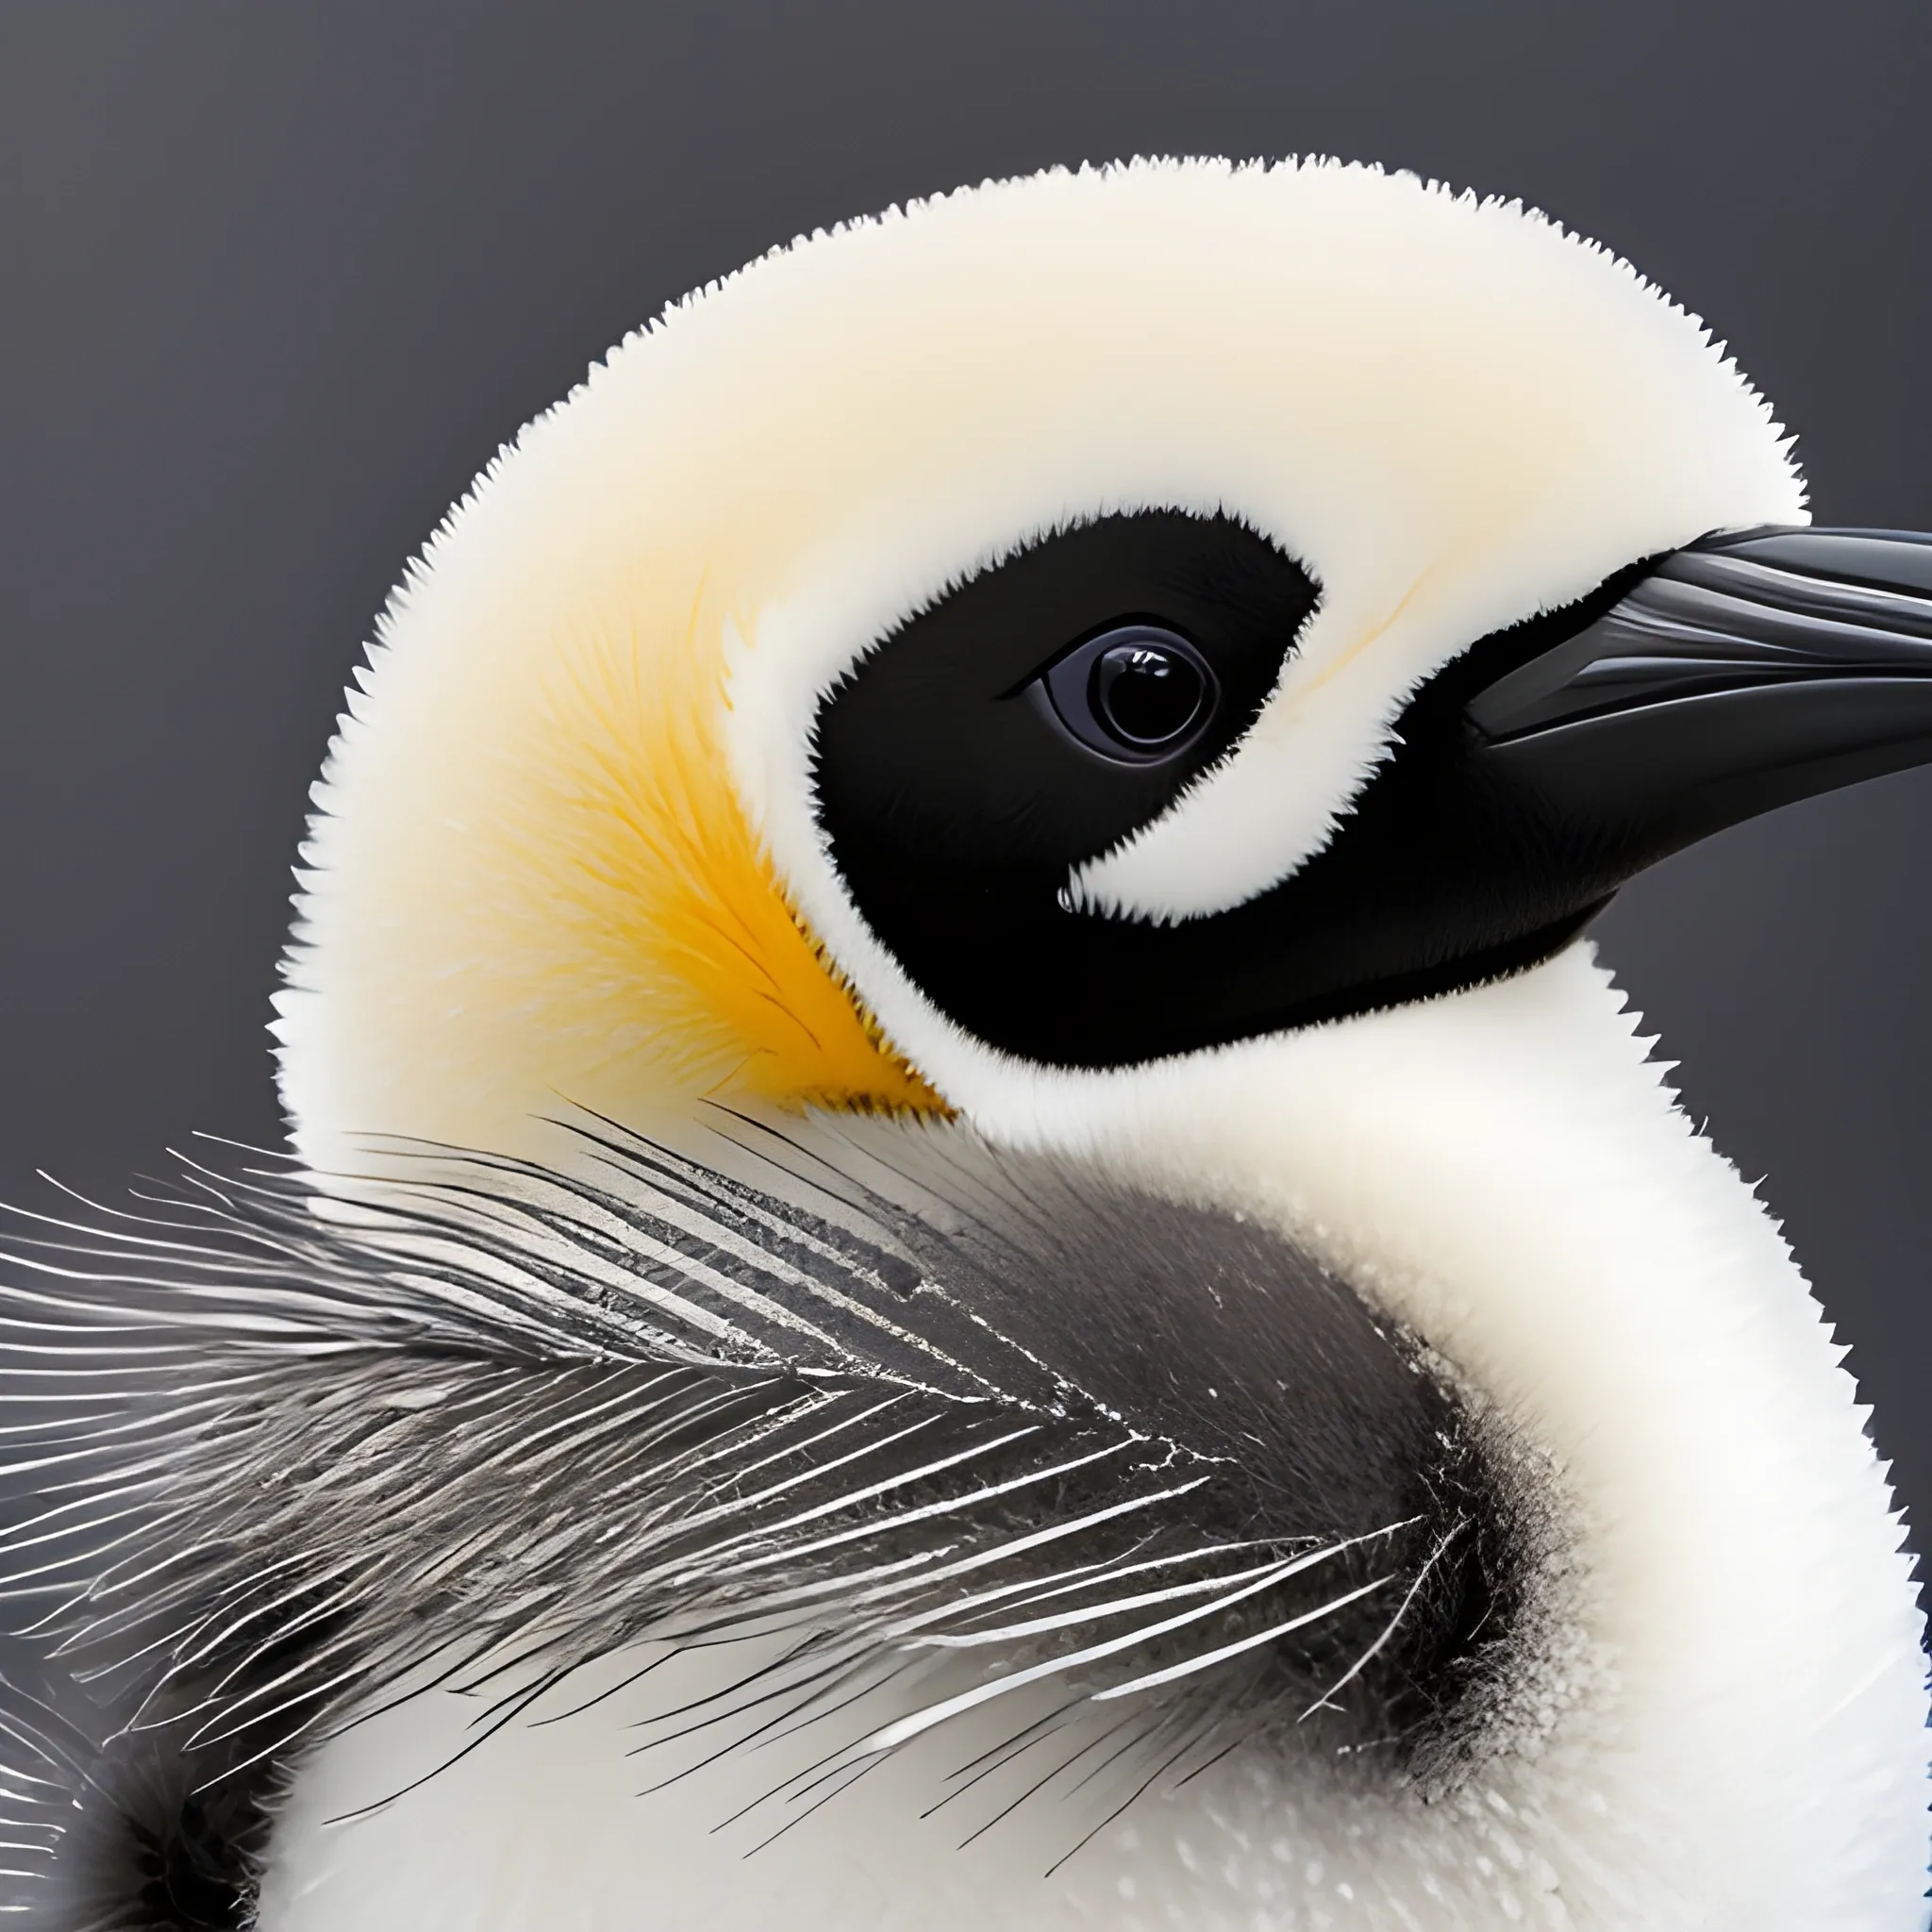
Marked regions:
[521,605,946,1122]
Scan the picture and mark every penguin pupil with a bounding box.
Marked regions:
[1091,639,1210,746]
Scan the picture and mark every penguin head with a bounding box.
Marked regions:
[275,157,1831,1162]
[53,160,1929,1931]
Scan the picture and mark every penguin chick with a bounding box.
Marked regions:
[3,158,1928,1932]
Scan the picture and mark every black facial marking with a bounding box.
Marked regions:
[814,510,1647,1069]
[813,508,1319,1011]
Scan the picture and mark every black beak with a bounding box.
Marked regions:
[1466,526,1932,874]
[1074,523,1932,1064]
[818,516,1932,1072]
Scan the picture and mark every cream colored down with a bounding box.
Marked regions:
[280,158,1803,1171]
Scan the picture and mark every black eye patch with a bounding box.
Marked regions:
[812,510,1319,1044]
[810,509,1671,1070]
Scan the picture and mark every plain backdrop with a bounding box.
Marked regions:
[5,1,1930,1585]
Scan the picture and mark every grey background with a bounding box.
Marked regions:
[5,2,1929,1586]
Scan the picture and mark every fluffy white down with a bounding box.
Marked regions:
[275,158,1804,1169]
[264,158,1928,1927]
[715,159,1804,1140]
[260,952,1929,1929]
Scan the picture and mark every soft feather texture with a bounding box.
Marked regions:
[237,955,1932,1930]
[258,948,1932,1927]
[254,155,1925,1925]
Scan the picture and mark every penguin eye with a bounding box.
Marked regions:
[814,510,1319,1061]
[1035,624,1221,765]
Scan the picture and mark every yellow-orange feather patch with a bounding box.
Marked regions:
[514,600,947,1120]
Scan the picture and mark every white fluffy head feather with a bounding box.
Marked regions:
[275,157,1803,1161]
